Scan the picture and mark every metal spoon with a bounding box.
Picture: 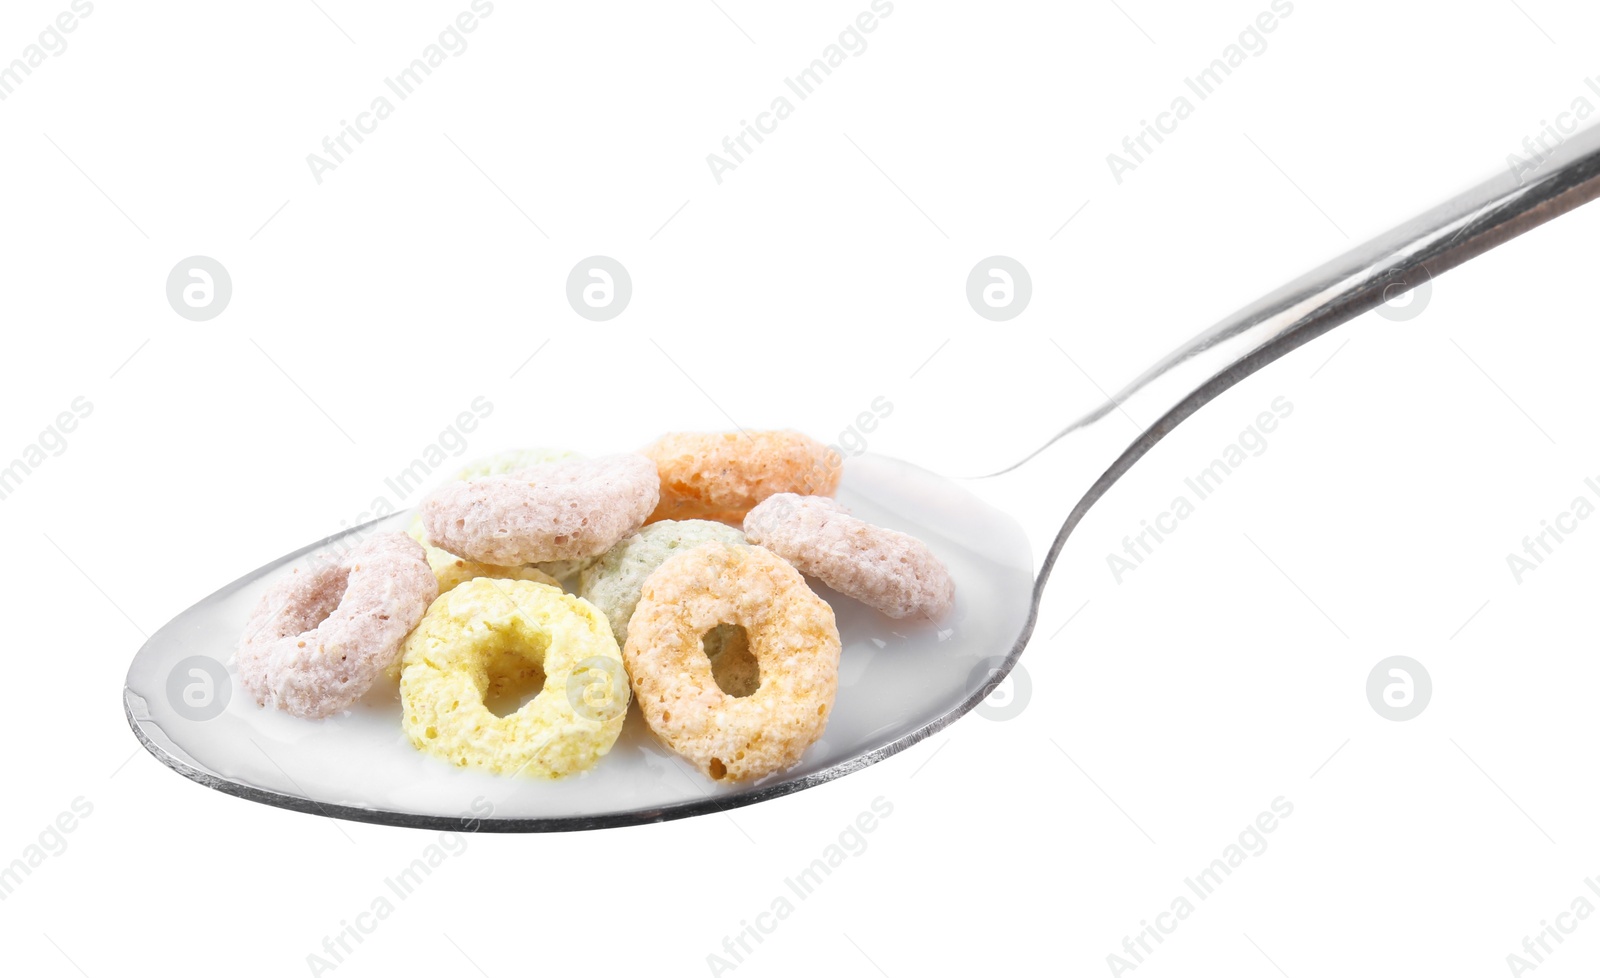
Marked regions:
[123,124,1600,831]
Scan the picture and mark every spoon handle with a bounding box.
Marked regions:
[1020,123,1600,589]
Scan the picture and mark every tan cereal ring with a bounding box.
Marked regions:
[408,511,579,592]
[744,494,955,621]
[624,542,840,781]
[642,430,841,525]
[406,518,560,595]
[235,532,438,719]
[420,453,659,565]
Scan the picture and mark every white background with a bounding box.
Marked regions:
[3,0,1600,975]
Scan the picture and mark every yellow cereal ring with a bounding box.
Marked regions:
[428,550,560,595]
[399,578,628,778]
[624,542,840,781]
[642,430,842,525]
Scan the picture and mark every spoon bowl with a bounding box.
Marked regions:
[123,453,1036,831]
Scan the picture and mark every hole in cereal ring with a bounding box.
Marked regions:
[709,757,727,779]
[702,623,759,698]
[299,568,350,631]
[481,648,547,718]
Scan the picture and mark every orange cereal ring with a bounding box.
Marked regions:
[642,430,841,525]
[623,542,840,781]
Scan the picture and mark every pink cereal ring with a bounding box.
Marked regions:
[236,532,437,719]
[420,453,659,566]
[744,494,956,621]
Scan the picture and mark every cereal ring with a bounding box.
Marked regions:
[427,550,560,596]
[744,494,955,621]
[452,447,577,482]
[236,532,437,719]
[409,447,579,545]
[579,519,746,648]
[643,430,842,525]
[387,522,563,685]
[409,512,579,591]
[406,520,560,595]
[529,554,601,589]
[399,578,628,777]
[420,453,659,565]
[624,542,840,781]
